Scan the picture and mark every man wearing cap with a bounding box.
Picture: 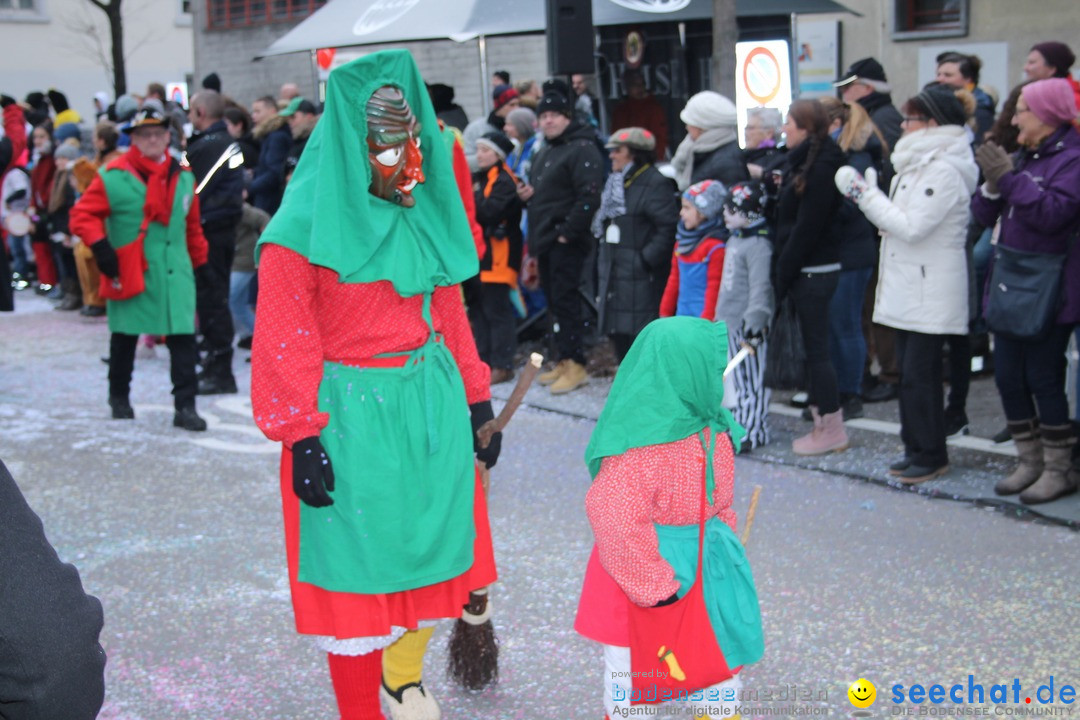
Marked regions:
[280,97,319,168]
[516,88,603,394]
[834,58,904,161]
[463,84,520,172]
[70,106,211,431]
[1024,42,1080,111]
[187,89,244,395]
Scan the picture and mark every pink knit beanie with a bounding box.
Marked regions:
[1021,78,1079,127]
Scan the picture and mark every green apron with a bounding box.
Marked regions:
[655,430,764,668]
[298,294,476,594]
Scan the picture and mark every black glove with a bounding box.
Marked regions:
[292,436,335,507]
[195,262,213,286]
[0,95,15,109]
[90,238,119,278]
[470,401,502,469]
[653,592,680,607]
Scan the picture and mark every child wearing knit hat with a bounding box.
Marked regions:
[659,179,728,320]
[715,181,774,450]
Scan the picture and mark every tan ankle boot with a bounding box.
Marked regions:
[793,408,849,455]
[995,419,1042,495]
[1019,424,1077,504]
[549,359,588,395]
[538,360,567,386]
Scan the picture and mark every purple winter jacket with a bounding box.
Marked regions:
[971,125,1080,325]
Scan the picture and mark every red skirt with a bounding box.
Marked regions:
[280,449,497,638]
[574,545,631,646]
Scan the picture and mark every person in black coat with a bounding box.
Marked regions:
[248,96,292,215]
[469,131,524,384]
[0,458,106,719]
[773,99,848,456]
[187,89,244,395]
[593,127,678,361]
[517,90,603,395]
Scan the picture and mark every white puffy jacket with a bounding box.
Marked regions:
[855,126,977,335]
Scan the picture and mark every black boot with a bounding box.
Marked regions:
[109,396,134,419]
[173,406,207,432]
[197,348,238,395]
[56,279,83,311]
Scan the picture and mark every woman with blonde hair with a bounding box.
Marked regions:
[818,97,888,420]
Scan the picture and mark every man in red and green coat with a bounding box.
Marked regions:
[70,106,211,431]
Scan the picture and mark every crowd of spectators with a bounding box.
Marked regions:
[3,43,1080,503]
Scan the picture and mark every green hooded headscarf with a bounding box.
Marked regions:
[584,318,745,497]
[256,49,478,296]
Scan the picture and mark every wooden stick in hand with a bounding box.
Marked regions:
[476,353,543,450]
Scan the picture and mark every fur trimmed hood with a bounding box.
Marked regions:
[253,114,288,141]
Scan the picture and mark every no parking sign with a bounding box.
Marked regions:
[734,40,793,149]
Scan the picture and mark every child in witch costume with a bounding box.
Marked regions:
[575,317,764,720]
[251,50,501,720]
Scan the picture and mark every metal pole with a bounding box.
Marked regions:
[790,12,799,99]
[309,48,320,103]
[594,29,608,135]
[478,35,491,117]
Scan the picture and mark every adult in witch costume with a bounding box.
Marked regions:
[575,318,763,720]
[70,106,211,431]
[250,50,501,720]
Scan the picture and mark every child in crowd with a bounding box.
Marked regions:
[660,179,727,319]
[715,181,775,450]
[575,317,764,720]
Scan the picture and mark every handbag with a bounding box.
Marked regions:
[98,221,150,301]
[626,431,733,705]
[984,243,1066,341]
[763,296,807,390]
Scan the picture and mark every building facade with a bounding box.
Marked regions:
[1,0,194,122]
[815,0,1080,110]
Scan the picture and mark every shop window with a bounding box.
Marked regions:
[206,0,326,29]
[893,0,968,40]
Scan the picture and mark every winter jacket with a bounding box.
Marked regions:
[596,164,678,336]
[287,124,313,169]
[834,130,886,271]
[660,235,725,319]
[526,121,603,256]
[714,223,774,334]
[250,115,292,215]
[0,459,106,720]
[972,87,995,143]
[971,125,1080,325]
[858,92,903,186]
[690,141,750,188]
[233,202,270,274]
[854,125,978,335]
[772,136,846,303]
[473,162,523,286]
[186,119,244,232]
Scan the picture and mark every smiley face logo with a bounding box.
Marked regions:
[848,678,877,709]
